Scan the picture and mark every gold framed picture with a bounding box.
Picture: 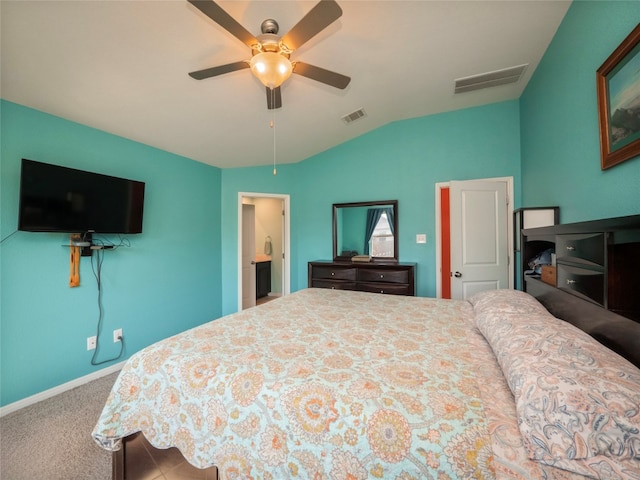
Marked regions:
[596,23,640,170]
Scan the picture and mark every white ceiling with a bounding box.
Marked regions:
[1,0,571,169]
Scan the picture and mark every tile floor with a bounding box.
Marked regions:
[124,432,217,480]
[256,294,279,306]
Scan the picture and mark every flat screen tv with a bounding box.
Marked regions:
[18,159,145,234]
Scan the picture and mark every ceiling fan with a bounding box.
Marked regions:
[187,0,351,109]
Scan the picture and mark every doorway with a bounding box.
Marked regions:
[238,192,291,311]
[435,177,514,299]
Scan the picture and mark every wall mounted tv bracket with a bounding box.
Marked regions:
[69,231,93,257]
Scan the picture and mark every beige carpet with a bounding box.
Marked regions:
[1,372,118,480]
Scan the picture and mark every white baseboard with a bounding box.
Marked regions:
[0,361,125,417]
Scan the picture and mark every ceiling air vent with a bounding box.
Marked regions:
[454,64,528,94]
[342,108,367,125]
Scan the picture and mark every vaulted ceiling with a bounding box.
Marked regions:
[1,1,571,168]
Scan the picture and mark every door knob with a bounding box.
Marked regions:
[454,271,462,278]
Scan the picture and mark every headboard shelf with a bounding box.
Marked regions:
[522,214,640,367]
[522,214,640,320]
[522,213,640,237]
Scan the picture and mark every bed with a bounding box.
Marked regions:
[92,288,640,479]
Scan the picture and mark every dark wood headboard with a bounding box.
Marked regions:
[526,277,640,368]
[521,214,640,369]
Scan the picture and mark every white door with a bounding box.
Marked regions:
[242,204,256,309]
[450,180,509,300]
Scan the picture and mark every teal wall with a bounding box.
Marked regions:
[0,101,223,406]
[221,100,522,312]
[4,0,637,409]
[520,1,640,222]
[219,164,301,316]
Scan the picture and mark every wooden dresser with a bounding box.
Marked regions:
[308,261,416,296]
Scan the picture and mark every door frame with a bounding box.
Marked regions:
[237,192,291,311]
[241,203,256,310]
[434,177,514,298]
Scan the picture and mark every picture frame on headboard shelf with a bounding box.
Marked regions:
[596,23,640,170]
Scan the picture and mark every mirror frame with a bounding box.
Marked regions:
[333,200,399,262]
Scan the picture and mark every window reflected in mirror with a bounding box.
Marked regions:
[371,211,393,257]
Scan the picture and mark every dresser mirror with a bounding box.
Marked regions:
[333,200,398,262]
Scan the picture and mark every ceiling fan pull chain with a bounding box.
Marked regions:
[271,95,277,176]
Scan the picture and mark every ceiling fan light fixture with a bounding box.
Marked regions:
[250,52,293,89]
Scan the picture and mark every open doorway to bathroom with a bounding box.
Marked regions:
[238,192,291,311]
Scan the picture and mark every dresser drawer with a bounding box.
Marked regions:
[556,233,606,267]
[557,264,605,306]
[311,279,357,291]
[308,261,416,296]
[358,269,409,284]
[311,266,357,281]
[357,283,411,295]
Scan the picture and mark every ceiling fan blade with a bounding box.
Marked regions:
[293,62,350,89]
[187,0,258,48]
[189,61,249,80]
[280,0,342,51]
[266,87,282,110]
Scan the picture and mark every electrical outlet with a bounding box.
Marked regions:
[87,336,97,351]
[113,328,123,343]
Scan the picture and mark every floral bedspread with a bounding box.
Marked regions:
[92,288,582,479]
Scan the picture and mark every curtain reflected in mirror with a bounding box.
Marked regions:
[333,200,398,262]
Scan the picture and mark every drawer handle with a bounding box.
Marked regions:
[380,290,384,294]
[566,279,577,285]
[331,272,335,276]
[380,274,384,279]
[566,245,575,251]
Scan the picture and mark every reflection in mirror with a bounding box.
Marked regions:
[333,200,398,262]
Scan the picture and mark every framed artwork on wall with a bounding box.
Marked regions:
[596,23,640,170]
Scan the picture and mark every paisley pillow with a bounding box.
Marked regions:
[468,289,550,316]
[471,291,640,476]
